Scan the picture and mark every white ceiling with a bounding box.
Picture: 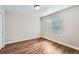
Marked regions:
[3,5,73,17]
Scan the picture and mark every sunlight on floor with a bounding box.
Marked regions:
[33,41,62,54]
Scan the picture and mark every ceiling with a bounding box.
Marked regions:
[3,5,73,17]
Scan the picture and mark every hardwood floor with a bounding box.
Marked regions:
[0,38,79,54]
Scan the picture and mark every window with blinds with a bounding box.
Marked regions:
[48,15,63,35]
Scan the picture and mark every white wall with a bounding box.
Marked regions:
[5,12,40,44]
[41,6,79,50]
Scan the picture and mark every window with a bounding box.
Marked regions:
[48,15,63,36]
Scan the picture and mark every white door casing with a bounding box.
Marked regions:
[0,13,3,49]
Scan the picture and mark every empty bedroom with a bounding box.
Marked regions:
[0,5,79,54]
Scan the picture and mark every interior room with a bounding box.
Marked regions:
[0,5,79,54]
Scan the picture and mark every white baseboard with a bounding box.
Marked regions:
[42,36,79,51]
[5,36,40,44]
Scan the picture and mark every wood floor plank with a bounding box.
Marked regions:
[0,38,79,54]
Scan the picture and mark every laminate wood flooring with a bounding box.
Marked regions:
[0,38,79,54]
